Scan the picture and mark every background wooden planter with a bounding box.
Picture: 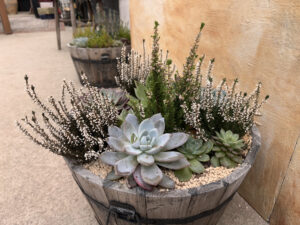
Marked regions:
[65,126,261,225]
[68,44,130,88]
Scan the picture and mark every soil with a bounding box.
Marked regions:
[85,159,234,190]
[165,167,234,189]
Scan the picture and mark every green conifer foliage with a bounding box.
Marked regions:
[129,22,176,132]
[145,22,167,116]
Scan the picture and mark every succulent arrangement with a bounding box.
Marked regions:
[18,21,268,191]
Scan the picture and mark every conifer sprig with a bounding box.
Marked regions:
[145,21,168,116]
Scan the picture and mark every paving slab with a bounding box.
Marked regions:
[0,12,64,33]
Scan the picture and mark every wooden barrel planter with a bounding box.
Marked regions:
[65,126,261,225]
[68,44,130,88]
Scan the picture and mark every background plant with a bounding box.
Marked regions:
[86,29,114,48]
[115,22,131,42]
[17,75,119,163]
[72,24,130,48]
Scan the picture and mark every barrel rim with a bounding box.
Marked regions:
[67,43,130,52]
[65,126,261,197]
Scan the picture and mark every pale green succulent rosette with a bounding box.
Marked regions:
[175,137,213,182]
[211,129,245,168]
[100,113,190,189]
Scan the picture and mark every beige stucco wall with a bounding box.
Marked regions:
[130,0,300,223]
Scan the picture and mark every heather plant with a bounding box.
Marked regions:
[173,24,269,139]
[173,23,206,129]
[182,78,269,139]
[100,113,189,190]
[115,23,175,96]
[115,42,151,95]
[16,75,119,163]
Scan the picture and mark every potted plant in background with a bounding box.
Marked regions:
[17,22,268,225]
[68,21,130,88]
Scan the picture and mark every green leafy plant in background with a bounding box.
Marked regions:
[175,137,213,181]
[73,26,95,38]
[210,129,245,168]
[72,24,130,48]
[86,29,114,48]
[115,22,131,42]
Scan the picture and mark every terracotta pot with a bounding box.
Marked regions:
[65,126,261,225]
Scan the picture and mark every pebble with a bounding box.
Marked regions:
[85,159,235,190]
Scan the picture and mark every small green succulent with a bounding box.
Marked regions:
[100,113,190,190]
[72,37,88,48]
[211,129,245,168]
[174,137,213,182]
[100,88,128,110]
[117,108,135,124]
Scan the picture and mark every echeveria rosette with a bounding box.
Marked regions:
[175,137,213,182]
[100,113,190,190]
[211,129,245,168]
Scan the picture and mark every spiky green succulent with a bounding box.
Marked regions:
[174,137,213,181]
[211,129,245,168]
[100,113,190,190]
